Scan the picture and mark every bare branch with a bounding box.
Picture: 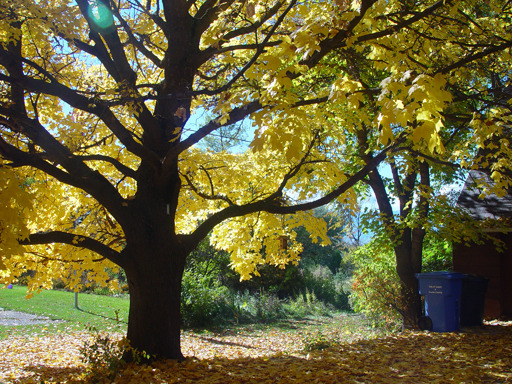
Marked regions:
[221,1,285,42]
[395,147,460,168]
[206,40,281,56]
[197,65,229,81]
[110,1,163,68]
[163,100,262,167]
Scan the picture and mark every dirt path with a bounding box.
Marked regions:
[0,308,57,326]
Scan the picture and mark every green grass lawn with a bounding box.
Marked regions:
[0,284,128,339]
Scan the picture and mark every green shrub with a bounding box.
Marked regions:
[302,264,351,310]
[181,267,229,327]
[224,290,254,324]
[285,289,330,318]
[422,237,452,271]
[179,234,352,327]
[302,329,339,351]
[253,289,285,321]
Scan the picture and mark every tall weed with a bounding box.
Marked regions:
[302,265,350,310]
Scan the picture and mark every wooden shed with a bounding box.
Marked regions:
[453,170,512,319]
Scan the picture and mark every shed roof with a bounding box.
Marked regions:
[456,170,512,220]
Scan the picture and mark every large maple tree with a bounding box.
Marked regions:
[1,0,511,359]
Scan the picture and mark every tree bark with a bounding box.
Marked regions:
[123,241,187,361]
[120,178,189,361]
[395,246,423,328]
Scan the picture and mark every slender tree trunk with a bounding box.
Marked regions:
[394,217,427,328]
[395,246,423,328]
[366,159,428,329]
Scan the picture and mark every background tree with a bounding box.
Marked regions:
[1,0,511,360]
[301,1,512,326]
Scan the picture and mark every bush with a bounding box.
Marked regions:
[286,289,330,318]
[252,289,285,321]
[80,327,125,382]
[422,237,452,271]
[179,234,352,328]
[181,267,229,327]
[348,243,403,330]
[302,264,351,310]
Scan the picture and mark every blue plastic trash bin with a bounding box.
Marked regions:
[415,272,466,332]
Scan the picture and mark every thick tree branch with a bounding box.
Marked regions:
[193,0,236,41]
[0,106,95,176]
[0,72,161,169]
[436,39,512,75]
[77,155,138,179]
[19,231,125,268]
[75,0,137,84]
[193,0,219,20]
[411,161,430,273]
[0,134,132,227]
[163,100,262,168]
[187,143,396,244]
[0,135,84,187]
[390,158,417,219]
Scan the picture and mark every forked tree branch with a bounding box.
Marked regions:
[77,155,138,179]
[180,170,235,205]
[192,0,297,97]
[110,2,163,68]
[0,72,161,169]
[162,99,262,168]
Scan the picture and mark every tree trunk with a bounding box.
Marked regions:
[395,244,423,329]
[123,241,187,361]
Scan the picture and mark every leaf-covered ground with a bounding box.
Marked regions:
[1,320,511,383]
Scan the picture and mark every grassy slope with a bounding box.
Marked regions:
[0,285,128,339]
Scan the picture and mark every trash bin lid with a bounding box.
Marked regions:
[415,271,466,280]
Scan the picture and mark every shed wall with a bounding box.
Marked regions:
[453,233,512,319]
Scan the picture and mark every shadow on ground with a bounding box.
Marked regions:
[3,322,512,383]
